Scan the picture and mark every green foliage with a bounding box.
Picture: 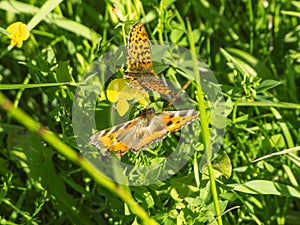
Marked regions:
[1,0,300,225]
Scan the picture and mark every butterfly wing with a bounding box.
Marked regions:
[125,22,179,99]
[126,22,154,75]
[90,109,160,154]
[160,110,199,132]
[90,118,137,154]
[90,109,199,154]
[130,76,176,97]
[128,109,199,151]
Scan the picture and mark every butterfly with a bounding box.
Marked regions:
[90,108,199,155]
[124,22,178,99]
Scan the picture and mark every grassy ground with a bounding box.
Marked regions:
[0,0,300,224]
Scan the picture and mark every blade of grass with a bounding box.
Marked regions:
[0,82,75,90]
[270,107,294,148]
[27,0,63,30]
[281,11,300,18]
[236,100,300,110]
[247,0,254,54]
[252,146,300,163]
[186,18,223,225]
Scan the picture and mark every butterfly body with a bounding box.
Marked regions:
[90,108,199,155]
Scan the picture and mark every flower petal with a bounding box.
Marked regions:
[6,22,30,47]
[107,79,127,102]
[116,98,129,116]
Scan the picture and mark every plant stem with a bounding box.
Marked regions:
[186,18,223,225]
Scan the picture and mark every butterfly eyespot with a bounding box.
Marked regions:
[166,120,173,126]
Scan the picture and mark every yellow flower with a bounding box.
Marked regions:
[6,22,30,48]
[107,79,149,116]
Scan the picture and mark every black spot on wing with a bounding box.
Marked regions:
[166,120,173,127]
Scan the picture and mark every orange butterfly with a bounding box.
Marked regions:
[124,22,178,99]
[90,108,199,155]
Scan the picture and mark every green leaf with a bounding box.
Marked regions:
[212,152,232,179]
[201,152,232,179]
[255,79,282,93]
[231,180,300,198]
[56,61,74,82]
[134,188,155,209]
[225,48,273,78]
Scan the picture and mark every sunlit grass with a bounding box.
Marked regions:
[0,1,299,224]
